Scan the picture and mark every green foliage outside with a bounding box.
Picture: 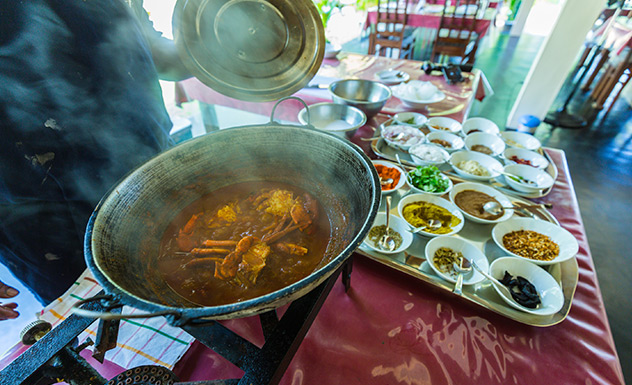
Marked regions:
[312,0,377,28]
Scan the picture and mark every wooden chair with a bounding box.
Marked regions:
[590,47,632,119]
[431,0,482,64]
[368,0,415,59]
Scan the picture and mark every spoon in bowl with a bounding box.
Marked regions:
[378,196,396,252]
[380,177,394,186]
[499,171,538,187]
[483,201,549,217]
[452,257,472,295]
[468,259,520,305]
[408,219,442,233]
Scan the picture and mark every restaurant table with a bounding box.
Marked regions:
[365,4,495,39]
[1,60,625,385]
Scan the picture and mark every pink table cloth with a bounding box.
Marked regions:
[175,53,487,124]
[1,148,623,384]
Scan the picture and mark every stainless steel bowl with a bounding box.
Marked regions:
[329,79,392,119]
[298,102,367,139]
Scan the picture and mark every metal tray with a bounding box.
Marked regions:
[370,122,558,199]
[356,186,579,327]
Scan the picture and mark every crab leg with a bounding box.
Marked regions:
[201,240,238,247]
[183,256,225,268]
[262,223,300,243]
[191,247,232,257]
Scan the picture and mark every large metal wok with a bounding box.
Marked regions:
[79,118,380,325]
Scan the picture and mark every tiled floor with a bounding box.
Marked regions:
[472,28,632,384]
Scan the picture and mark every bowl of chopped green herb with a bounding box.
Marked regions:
[393,112,428,128]
[406,165,453,196]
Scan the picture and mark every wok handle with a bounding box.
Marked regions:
[71,295,178,321]
[270,96,310,126]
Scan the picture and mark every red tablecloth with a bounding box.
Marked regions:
[175,53,488,124]
[2,148,622,385]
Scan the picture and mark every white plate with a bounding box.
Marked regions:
[398,91,446,108]
[500,131,541,151]
[376,69,410,85]
[425,236,489,285]
[449,150,503,181]
[489,257,564,316]
[491,218,579,266]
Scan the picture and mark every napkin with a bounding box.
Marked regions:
[38,269,195,370]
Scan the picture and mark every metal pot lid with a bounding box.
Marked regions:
[173,0,325,102]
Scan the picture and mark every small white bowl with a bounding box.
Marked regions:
[372,160,406,194]
[375,69,410,85]
[393,112,428,128]
[464,132,506,157]
[449,151,503,181]
[426,131,465,152]
[363,212,414,254]
[491,217,579,266]
[500,131,541,151]
[381,124,425,151]
[449,182,514,224]
[502,148,549,170]
[462,117,500,135]
[406,166,454,196]
[489,257,564,315]
[425,236,489,285]
[427,117,462,134]
[408,143,450,167]
[397,194,464,237]
[503,164,554,193]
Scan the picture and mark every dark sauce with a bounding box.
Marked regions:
[157,181,332,306]
[500,271,541,308]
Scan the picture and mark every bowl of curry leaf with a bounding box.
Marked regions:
[406,166,453,195]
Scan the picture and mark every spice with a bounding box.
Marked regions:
[402,201,461,234]
[430,125,451,131]
[454,190,503,220]
[510,155,534,167]
[410,144,447,163]
[456,160,490,176]
[367,225,403,249]
[430,138,452,148]
[471,144,493,155]
[502,230,559,261]
[433,247,463,278]
[375,164,401,191]
[500,271,541,308]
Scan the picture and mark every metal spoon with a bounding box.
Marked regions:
[380,177,394,186]
[408,219,442,233]
[452,257,472,295]
[378,196,396,252]
[499,171,538,187]
[482,201,550,217]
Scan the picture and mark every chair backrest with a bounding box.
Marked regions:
[431,0,482,64]
[369,0,412,58]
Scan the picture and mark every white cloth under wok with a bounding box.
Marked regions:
[38,269,195,370]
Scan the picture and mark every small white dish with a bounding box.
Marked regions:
[406,166,453,196]
[381,124,425,151]
[392,80,446,108]
[491,217,579,266]
[503,164,554,193]
[397,194,464,237]
[489,257,564,316]
[464,132,506,157]
[376,69,410,85]
[426,117,462,135]
[426,131,465,152]
[449,182,514,224]
[425,236,489,285]
[363,212,413,254]
[462,117,500,135]
[372,160,406,194]
[449,150,503,181]
[500,131,541,151]
[408,143,449,167]
[393,112,428,128]
[502,148,549,170]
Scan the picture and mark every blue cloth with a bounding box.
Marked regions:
[0,0,173,304]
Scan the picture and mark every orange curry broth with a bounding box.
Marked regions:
[157,181,333,306]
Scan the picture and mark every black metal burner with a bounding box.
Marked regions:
[1,259,353,385]
[107,366,178,385]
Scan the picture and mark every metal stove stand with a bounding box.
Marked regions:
[0,259,353,385]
